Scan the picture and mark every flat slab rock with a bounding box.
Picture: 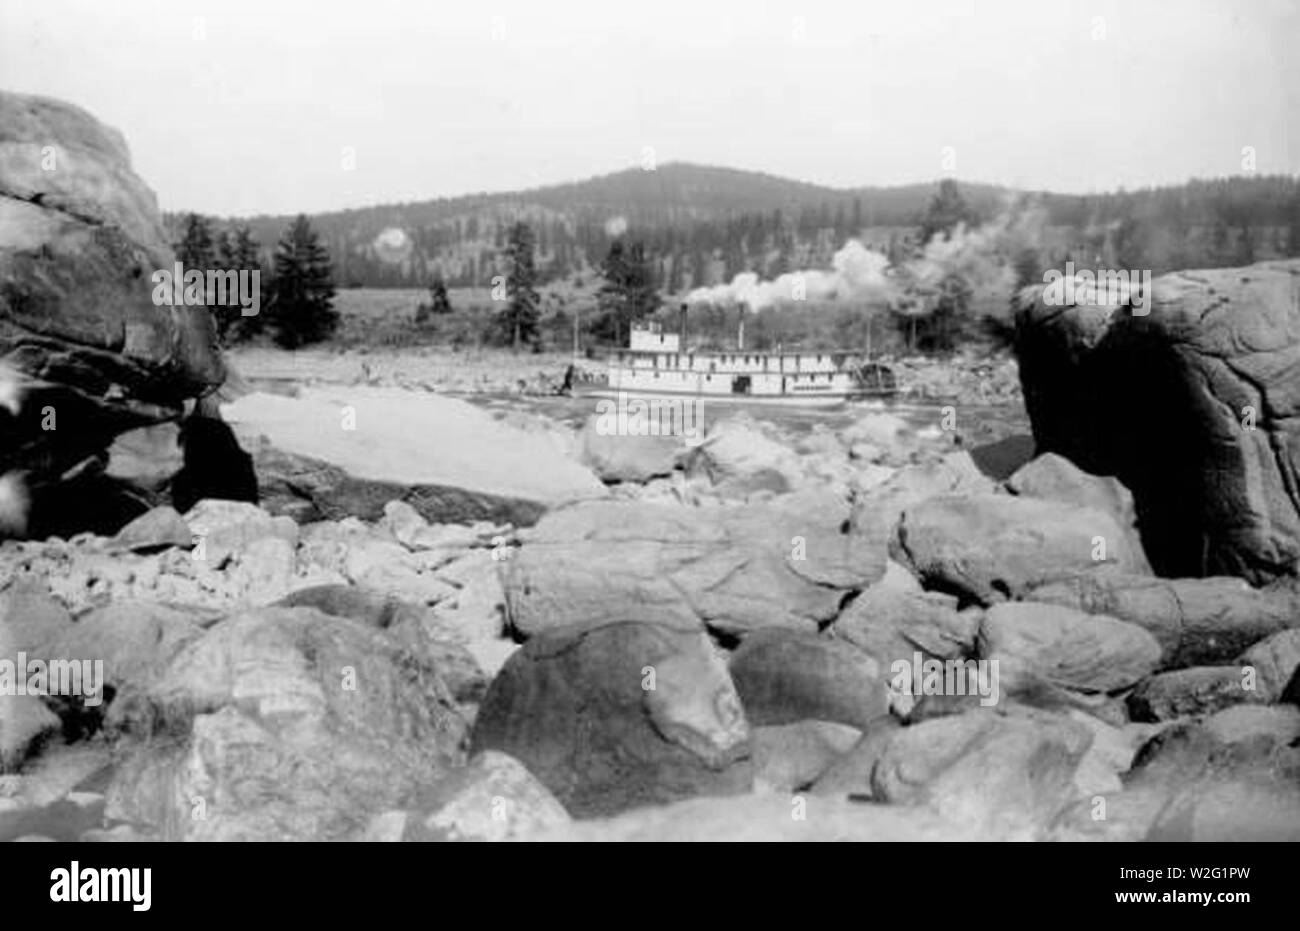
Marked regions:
[221,387,607,525]
[503,491,885,638]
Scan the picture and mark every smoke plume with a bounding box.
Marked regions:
[686,200,1046,313]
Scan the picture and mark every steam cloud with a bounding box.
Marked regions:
[686,201,1046,313]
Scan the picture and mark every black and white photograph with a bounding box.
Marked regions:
[0,0,1296,896]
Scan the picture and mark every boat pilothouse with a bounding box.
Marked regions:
[593,319,895,405]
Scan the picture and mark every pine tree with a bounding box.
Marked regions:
[176,213,216,272]
[1287,191,1300,257]
[429,274,453,314]
[1236,224,1255,266]
[625,241,661,319]
[213,225,266,344]
[499,222,541,349]
[919,179,977,246]
[175,214,216,312]
[416,274,454,325]
[267,214,337,349]
[596,239,661,345]
[596,239,631,345]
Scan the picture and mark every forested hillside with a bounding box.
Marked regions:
[170,164,1300,292]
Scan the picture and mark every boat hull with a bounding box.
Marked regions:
[573,383,892,408]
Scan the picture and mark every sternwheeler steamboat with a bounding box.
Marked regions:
[579,315,896,408]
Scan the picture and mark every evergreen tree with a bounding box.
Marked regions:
[596,239,631,345]
[625,241,661,319]
[1288,191,1300,257]
[428,274,453,314]
[214,225,266,343]
[596,239,660,345]
[499,222,541,349]
[175,213,216,273]
[918,179,977,245]
[416,273,453,325]
[267,215,337,349]
[1236,223,1256,266]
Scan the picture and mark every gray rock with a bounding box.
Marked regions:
[833,585,976,671]
[469,621,752,817]
[524,792,986,841]
[1201,704,1300,745]
[1128,666,1268,722]
[1006,452,1149,571]
[871,708,1093,839]
[578,414,681,483]
[1027,571,1300,667]
[0,92,223,505]
[1236,627,1300,702]
[503,492,883,640]
[0,578,72,654]
[104,606,468,840]
[977,601,1161,694]
[399,751,571,841]
[110,506,193,553]
[894,493,1149,604]
[728,628,889,730]
[1013,259,1300,582]
[750,721,863,793]
[222,387,607,527]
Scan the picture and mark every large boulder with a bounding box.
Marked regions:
[893,493,1148,604]
[727,629,889,730]
[682,414,807,497]
[1049,721,1300,841]
[976,601,1162,696]
[1013,260,1300,583]
[104,606,468,841]
[577,414,680,484]
[1006,452,1148,569]
[221,387,606,527]
[469,621,752,817]
[366,751,571,842]
[502,491,884,640]
[832,585,977,672]
[0,93,223,530]
[1126,666,1267,722]
[1027,571,1300,668]
[870,708,1094,840]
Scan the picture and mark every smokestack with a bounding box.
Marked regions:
[679,302,688,346]
[737,304,746,351]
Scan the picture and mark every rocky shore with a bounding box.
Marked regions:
[2,397,1298,841]
[2,92,1298,842]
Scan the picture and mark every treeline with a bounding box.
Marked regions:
[173,213,338,348]
[175,168,1300,292]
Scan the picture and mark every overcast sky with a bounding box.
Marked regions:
[2,0,1296,216]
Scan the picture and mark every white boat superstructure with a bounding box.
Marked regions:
[589,323,895,404]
